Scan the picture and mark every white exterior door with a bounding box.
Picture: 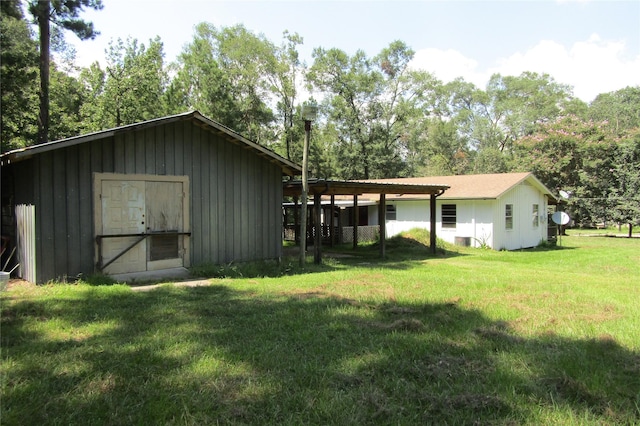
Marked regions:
[101,180,147,274]
[95,174,190,275]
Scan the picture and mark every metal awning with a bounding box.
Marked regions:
[283,179,450,262]
[283,178,449,197]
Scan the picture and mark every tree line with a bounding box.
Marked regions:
[1,0,638,231]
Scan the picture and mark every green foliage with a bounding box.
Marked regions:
[0,1,39,152]
[513,115,640,228]
[28,0,104,41]
[589,86,640,134]
[27,0,103,143]
[79,37,169,132]
[190,259,299,279]
[170,23,278,143]
[308,41,442,179]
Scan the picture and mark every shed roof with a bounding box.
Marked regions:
[362,172,557,202]
[0,111,302,176]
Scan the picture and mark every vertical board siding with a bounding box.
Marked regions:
[207,135,219,262]
[36,153,55,281]
[199,126,212,261]
[224,140,235,262]
[14,118,285,282]
[49,150,69,277]
[216,136,226,264]
[78,144,93,274]
[64,146,81,276]
[113,133,125,174]
[240,147,249,260]
[191,125,203,262]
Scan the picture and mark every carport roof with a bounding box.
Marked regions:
[283,178,449,197]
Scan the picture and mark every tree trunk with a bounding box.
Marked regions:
[629,223,633,238]
[37,0,50,144]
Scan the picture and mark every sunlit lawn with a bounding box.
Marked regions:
[1,231,639,425]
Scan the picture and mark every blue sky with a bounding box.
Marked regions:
[67,0,640,102]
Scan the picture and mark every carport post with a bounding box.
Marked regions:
[379,193,386,258]
[430,193,437,254]
[314,194,322,264]
[353,195,359,250]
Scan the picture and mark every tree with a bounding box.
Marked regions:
[609,133,640,236]
[308,41,438,179]
[514,115,640,231]
[269,31,304,161]
[486,72,574,151]
[170,23,277,144]
[1,0,39,152]
[28,0,103,144]
[589,86,640,134]
[48,63,85,140]
[79,37,168,131]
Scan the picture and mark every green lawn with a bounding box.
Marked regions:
[2,232,639,425]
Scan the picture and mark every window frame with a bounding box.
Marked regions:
[505,204,514,230]
[442,204,457,229]
[386,204,397,221]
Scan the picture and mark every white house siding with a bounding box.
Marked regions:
[382,200,495,248]
[371,182,549,250]
[385,200,430,237]
[451,200,494,248]
[493,182,549,250]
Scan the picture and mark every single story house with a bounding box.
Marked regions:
[0,111,300,283]
[324,173,557,250]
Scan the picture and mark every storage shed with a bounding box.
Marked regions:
[0,111,300,283]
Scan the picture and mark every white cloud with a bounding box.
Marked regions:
[409,34,640,102]
[409,48,488,89]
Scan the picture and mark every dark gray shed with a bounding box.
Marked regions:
[0,111,301,283]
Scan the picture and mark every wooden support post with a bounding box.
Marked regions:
[314,193,322,264]
[430,193,437,254]
[353,195,359,250]
[330,195,336,247]
[338,205,343,244]
[379,193,386,258]
[293,196,299,244]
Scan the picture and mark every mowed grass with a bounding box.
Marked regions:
[1,232,639,425]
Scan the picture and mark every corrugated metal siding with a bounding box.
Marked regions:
[8,119,284,282]
[15,204,36,282]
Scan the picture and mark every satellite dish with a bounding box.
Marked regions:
[552,211,571,225]
[559,190,570,200]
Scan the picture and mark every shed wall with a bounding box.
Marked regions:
[4,119,283,282]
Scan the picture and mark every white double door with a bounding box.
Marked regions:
[97,175,188,275]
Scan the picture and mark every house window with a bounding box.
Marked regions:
[386,204,397,221]
[532,204,539,227]
[442,204,456,229]
[505,204,514,230]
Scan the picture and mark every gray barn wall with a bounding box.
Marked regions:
[6,119,283,283]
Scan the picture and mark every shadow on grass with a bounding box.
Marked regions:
[2,285,638,425]
[187,238,465,279]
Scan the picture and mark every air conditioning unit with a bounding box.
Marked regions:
[454,236,471,247]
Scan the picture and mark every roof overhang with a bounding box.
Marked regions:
[283,178,449,197]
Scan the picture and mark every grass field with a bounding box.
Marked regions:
[1,231,639,425]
